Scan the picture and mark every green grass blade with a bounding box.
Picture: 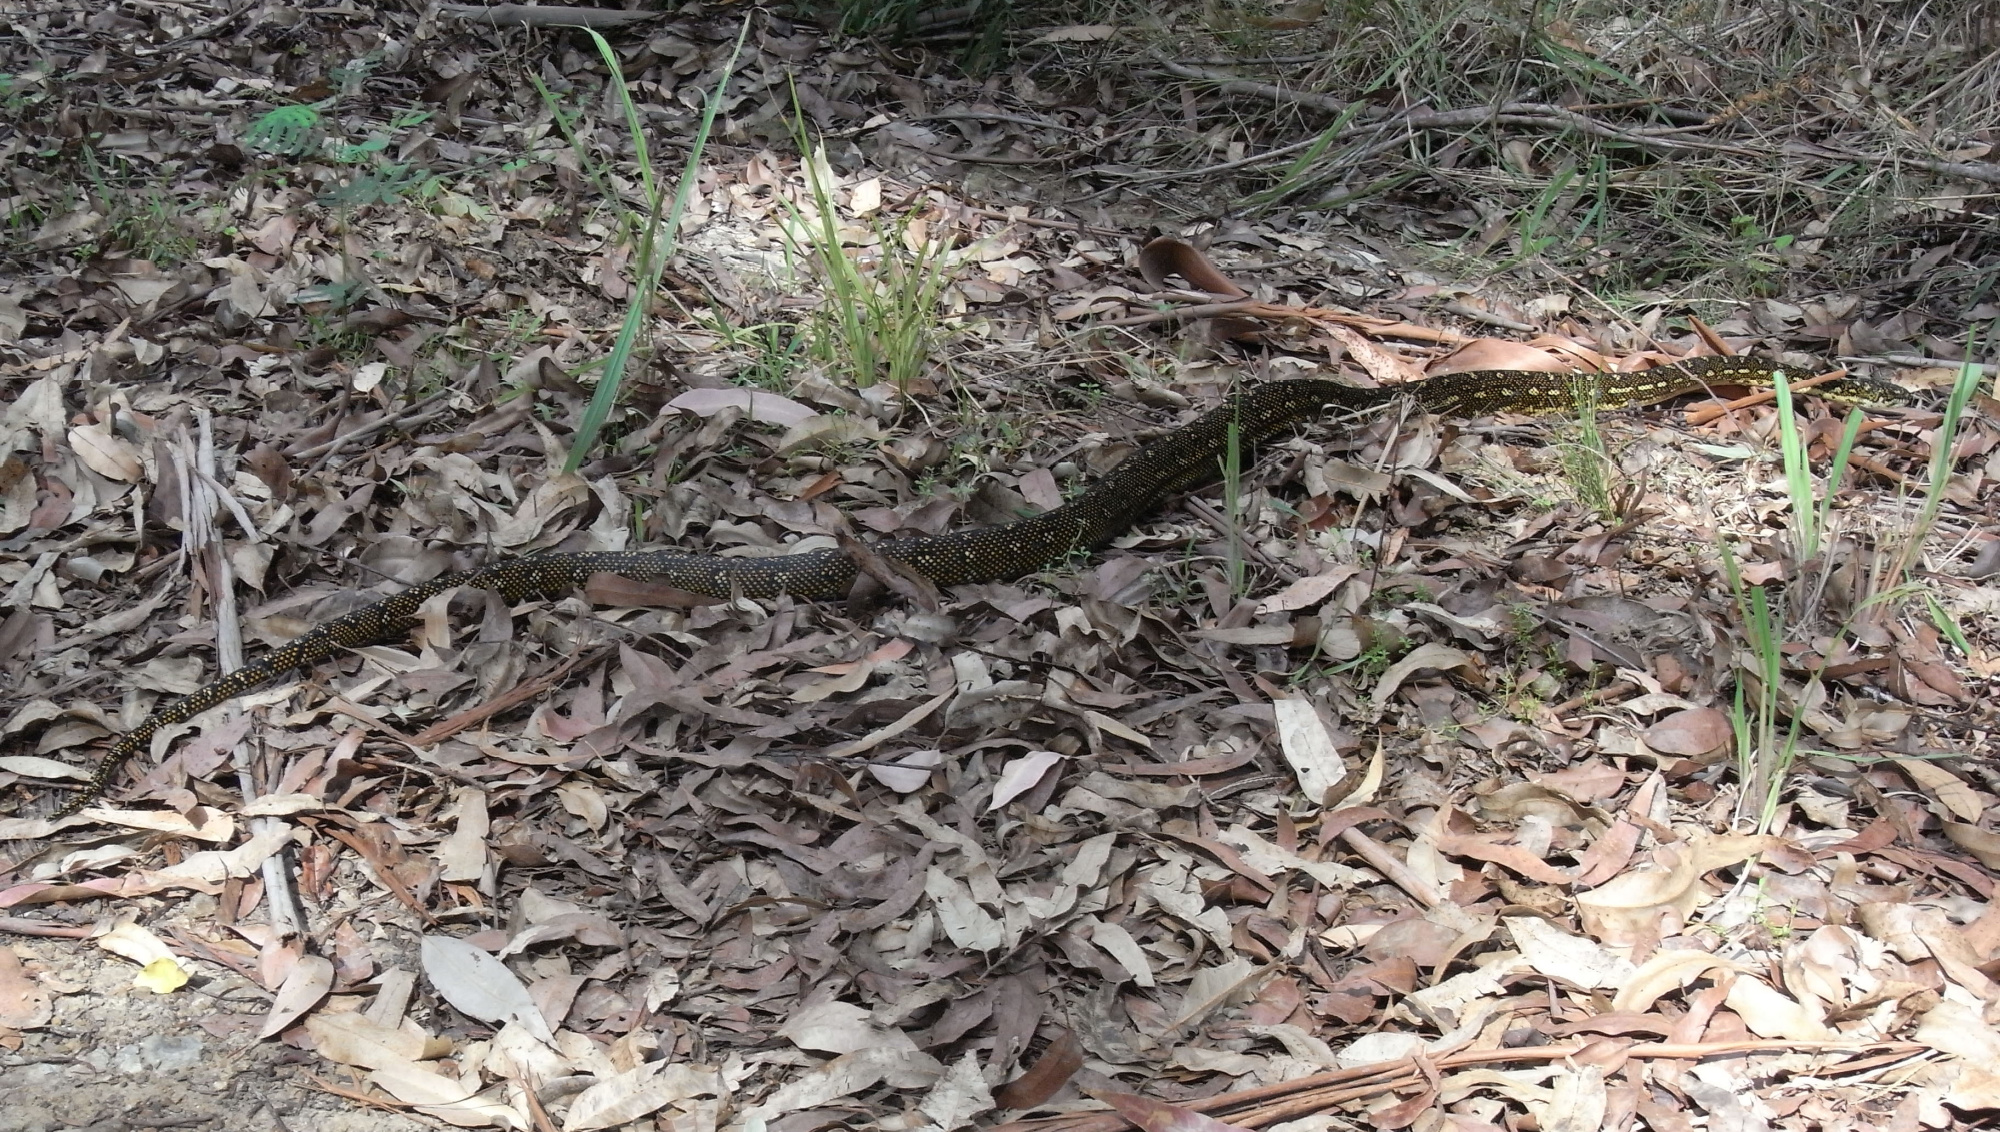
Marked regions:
[1772,369,1818,559]
[1886,338,1988,584]
[565,19,749,474]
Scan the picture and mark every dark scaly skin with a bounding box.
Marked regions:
[51,358,1906,816]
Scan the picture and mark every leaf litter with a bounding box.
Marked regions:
[0,5,1997,1132]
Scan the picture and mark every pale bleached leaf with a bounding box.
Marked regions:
[420,935,552,1043]
[989,750,1065,810]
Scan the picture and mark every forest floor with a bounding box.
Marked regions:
[1,2,1998,1131]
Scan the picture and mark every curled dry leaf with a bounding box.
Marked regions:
[1084,917,1155,987]
[1942,820,2000,869]
[1256,566,1359,613]
[1428,338,1571,374]
[0,754,91,782]
[1611,948,1755,1014]
[1914,999,2000,1062]
[96,922,177,968]
[1573,845,1702,946]
[989,749,1066,810]
[367,1058,526,1129]
[869,748,944,793]
[781,1000,919,1056]
[1722,976,1833,1041]
[741,1045,943,1125]
[925,867,1005,952]
[1369,643,1477,712]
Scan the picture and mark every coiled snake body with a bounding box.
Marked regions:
[50,358,1904,816]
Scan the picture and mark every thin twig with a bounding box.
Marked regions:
[292,389,456,462]
[405,645,614,747]
[1338,826,1442,908]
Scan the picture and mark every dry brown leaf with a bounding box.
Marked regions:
[918,1052,996,1131]
[990,750,1067,810]
[1641,707,1732,757]
[66,422,143,482]
[1271,696,1347,805]
[419,935,552,1043]
[994,1030,1083,1110]
[435,786,490,883]
[1722,975,1832,1040]
[563,1062,723,1132]
[1256,566,1360,613]
[926,867,1005,952]
[1612,949,1756,1014]
[1943,821,2000,869]
[1506,916,1636,990]
[258,954,333,1039]
[1434,830,1574,885]
[741,1046,941,1124]
[666,386,816,426]
[1026,24,1119,44]
[96,923,177,969]
[1369,643,1477,712]
[1083,1087,1254,1132]
[1913,999,2000,1062]
[1894,758,1984,822]
[367,1058,526,1129]
[0,945,52,1030]
[1574,844,1703,945]
[1428,338,1570,375]
[869,748,944,793]
[306,1010,441,1070]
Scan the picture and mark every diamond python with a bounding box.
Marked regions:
[48,357,1905,817]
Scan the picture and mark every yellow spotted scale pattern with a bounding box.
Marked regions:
[52,358,1904,816]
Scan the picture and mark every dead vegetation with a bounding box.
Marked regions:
[0,2,1997,1132]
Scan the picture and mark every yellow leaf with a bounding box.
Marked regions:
[134,957,189,994]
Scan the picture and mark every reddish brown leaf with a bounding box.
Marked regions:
[1082,1088,1254,1132]
[994,1030,1082,1109]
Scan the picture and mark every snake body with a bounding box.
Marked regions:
[51,357,1904,816]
